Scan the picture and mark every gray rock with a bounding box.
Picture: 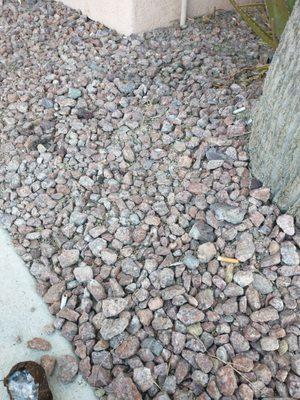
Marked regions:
[133,367,153,392]
[251,307,279,322]
[287,373,300,399]
[79,175,94,190]
[252,273,273,294]
[152,314,173,330]
[171,331,186,354]
[69,211,87,226]
[101,249,118,265]
[233,271,253,287]
[230,331,250,352]
[206,147,228,160]
[100,315,130,340]
[102,298,128,318]
[224,283,244,297]
[121,258,141,277]
[182,254,200,270]
[58,249,80,268]
[158,268,175,288]
[161,285,185,300]
[177,305,204,325]
[73,266,93,282]
[281,241,299,265]
[115,79,136,95]
[277,214,295,235]
[68,88,82,99]
[189,222,216,243]
[291,355,300,376]
[163,375,177,394]
[211,203,246,224]
[260,337,279,351]
[235,232,255,261]
[197,288,214,310]
[89,238,107,257]
[192,370,209,386]
[42,98,54,109]
[141,337,163,356]
[197,242,217,263]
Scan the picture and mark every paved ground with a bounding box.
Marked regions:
[0,228,96,400]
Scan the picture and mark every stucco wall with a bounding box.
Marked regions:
[132,0,241,33]
[59,0,247,35]
[59,0,134,35]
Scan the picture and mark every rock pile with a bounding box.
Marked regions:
[0,1,299,399]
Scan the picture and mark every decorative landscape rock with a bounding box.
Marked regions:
[189,222,216,243]
[56,355,78,383]
[58,250,79,268]
[133,367,153,392]
[27,338,52,352]
[177,305,205,325]
[277,214,295,235]
[216,365,237,396]
[211,203,246,224]
[107,374,142,400]
[197,243,217,263]
[73,266,93,283]
[100,314,130,340]
[235,232,255,262]
[102,298,128,317]
[280,241,299,265]
[260,337,279,351]
[251,307,279,322]
[233,270,253,287]
[0,3,299,398]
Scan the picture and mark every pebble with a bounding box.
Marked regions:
[251,307,279,322]
[27,337,52,351]
[133,367,153,392]
[101,249,118,265]
[235,232,255,261]
[58,250,80,268]
[68,88,82,99]
[40,355,56,376]
[250,187,270,202]
[233,270,253,287]
[57,355,78,383]
[277,214,295,235]
[182,254,200,270]
[102,298,128,317]
[281,241,299,265]
[189,222,216,243]
[73,266,93,282]
[0,4,298,397]
[108,375,142,400]
[216,365,237,396]
[89,238,107,257]
[211,203,246,224]
[252,274,273,294]
[100,315,130,340]
[260,337,279,351]
[197,243,217,263]
[177,305,204,325]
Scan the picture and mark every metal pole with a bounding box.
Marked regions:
[180,0,187,28]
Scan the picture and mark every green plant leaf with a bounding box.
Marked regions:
[285,0,297,12]
[229,0,278,48]
[265,0,290,38]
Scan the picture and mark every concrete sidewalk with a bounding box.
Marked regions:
[0,228,96,400]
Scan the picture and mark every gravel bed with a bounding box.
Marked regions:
[0,1,299,399]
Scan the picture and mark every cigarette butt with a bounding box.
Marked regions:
[217,256,240,264]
